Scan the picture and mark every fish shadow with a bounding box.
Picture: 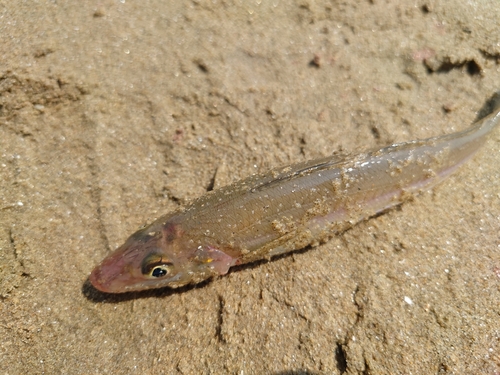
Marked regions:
[81,276,215,303]
[476,90,500,121]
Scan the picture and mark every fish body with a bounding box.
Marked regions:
[90,105,500,293]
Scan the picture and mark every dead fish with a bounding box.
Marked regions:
[90,103,500,293]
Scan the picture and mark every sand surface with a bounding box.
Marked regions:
[1,1,499,374]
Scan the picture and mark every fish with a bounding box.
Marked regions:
[89,101,500,293]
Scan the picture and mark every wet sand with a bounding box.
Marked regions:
[1,1,499,374]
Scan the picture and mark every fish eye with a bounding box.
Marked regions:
[150,265,172,278]
[141,253,174,278]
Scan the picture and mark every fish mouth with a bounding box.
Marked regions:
[89,250,139,293]
[89,265,118,293]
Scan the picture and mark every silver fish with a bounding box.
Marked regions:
[90,101,500,293]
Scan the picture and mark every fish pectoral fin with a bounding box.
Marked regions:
[195,246,238,275]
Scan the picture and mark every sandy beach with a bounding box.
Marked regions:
[1,1,499,373]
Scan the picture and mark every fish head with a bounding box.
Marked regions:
[89,220,235,293]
